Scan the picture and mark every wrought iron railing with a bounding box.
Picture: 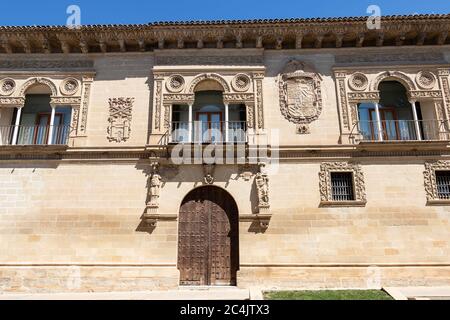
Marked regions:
[170,121,247,143]
[0,125,71,146]
[349,120,450,143]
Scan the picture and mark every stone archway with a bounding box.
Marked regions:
[177,186,239,286]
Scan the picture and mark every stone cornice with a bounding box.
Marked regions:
[1,142,449,161]
[0,14,449,54]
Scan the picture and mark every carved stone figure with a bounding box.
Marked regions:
[255,172,269,208]
[107,97,134,142]
[278,60,323,133]
[148,172,162,206]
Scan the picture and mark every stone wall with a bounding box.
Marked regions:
[1,160,449,292]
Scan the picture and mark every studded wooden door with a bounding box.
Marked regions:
[178,186,239,286]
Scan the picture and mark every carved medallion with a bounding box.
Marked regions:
[348,73,369,91]
[60,78,80,96]
[107,97,134,142]
[416,71,436,90]
[231,74,251,92]
[278,60,322,133]
[166,75,185,93]
[0,78,16,96]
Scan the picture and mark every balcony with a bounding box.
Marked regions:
[0,125,71,146]
[170,121,247,144]
[351,120,450,142]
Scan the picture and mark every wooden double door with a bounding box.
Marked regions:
[178,186,239,286]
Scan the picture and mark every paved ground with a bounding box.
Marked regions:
[0,287,252,300]
[383,286,450,300]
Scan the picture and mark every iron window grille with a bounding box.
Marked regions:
[436,171,450,200]
[330,172,355,201]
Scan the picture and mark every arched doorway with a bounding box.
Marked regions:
[178,186,239,286]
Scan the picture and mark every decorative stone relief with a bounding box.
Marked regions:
[188,73,230,93]
[60,78,80,96]
[0,78,16,96]
[231,74,251,92]
[79,76,93,135]
[278,60,322,134]
[348,72,369,91]
[423,161,450,203]
[371,71,416,91]
[19,77,58,97]
[255,163,269,212]
[165,74,185,93]
[319,162,367,205]
[107,97,134,142]
[203,164,215,185]
[256,79,264,129]
[154,80,162,130]
[416,71,437,90]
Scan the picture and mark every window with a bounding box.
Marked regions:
[319,162,366,206]
[331,172,355,201]
[436,171,450,200]
[424,161,450,205]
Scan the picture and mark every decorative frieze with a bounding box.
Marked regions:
[0,60,94,70]
[319,162,367,206]
[223,93,254,103]
[335,52,445,65]
[107,97,134,143]
[155,55,264,66]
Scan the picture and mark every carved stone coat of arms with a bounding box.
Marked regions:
[107,97,134,142]
[278,60,323,134]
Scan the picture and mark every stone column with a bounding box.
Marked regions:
[410,100,422,141]
[12,106,23,145]
[374,102,383,141]
[224,102,229,143]
[188,103,193,143]
[47,105,56,145]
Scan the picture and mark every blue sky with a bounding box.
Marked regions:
[0,0,448,26]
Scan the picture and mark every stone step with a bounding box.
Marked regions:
[0,287,251,300]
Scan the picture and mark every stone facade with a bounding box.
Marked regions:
[1,15,450,293]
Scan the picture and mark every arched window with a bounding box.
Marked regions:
[171,80,246,144]
[357,80,433,141]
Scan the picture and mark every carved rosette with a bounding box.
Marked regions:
[165,74,185,93]
[231,74,251,92]
[416,71,436,90]
[107,97,134,142]
[319,162,366,205]
[278,60,322,134]
[423,161,450,203]
[60,78,80,96]
[0,78,16,96]
[348,73,369,91]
